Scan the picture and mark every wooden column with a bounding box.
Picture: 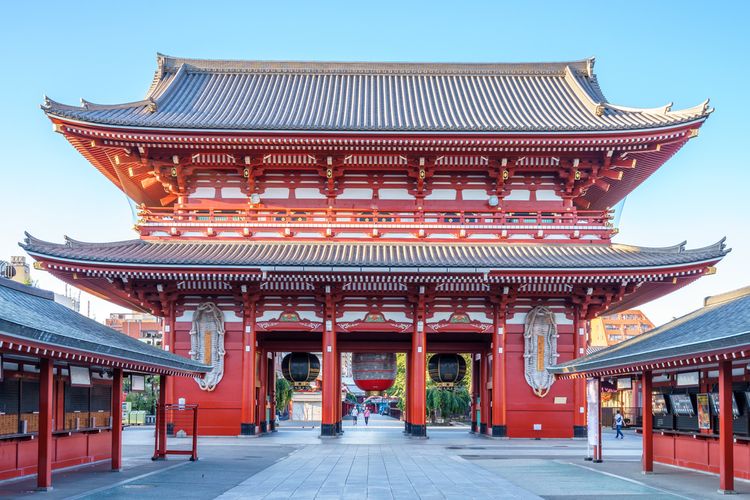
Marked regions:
[269,353,277,432]
[111,368,124,471]
[336,352,343,434]
[240,296,257,435]
[404,350,411,434]
[321,286,338,437]
[471,355,479,433]
[573,313,587,437]
[258,349,268,433]
[480,351,490,434]
[37,357,54,490]
[411,290,427,437]
[641,370,653,473]
[153,375,168,460]
[164,303,176,411]
[491,303,506,437]
[719,359,735,493]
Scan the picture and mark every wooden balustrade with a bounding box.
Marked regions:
[137,205,614,240]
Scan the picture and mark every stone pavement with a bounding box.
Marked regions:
[2,416,750,499]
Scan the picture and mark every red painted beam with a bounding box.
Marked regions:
[111,368,124,471]
[37,358,53,490]
[642,371,653,473]
[719,360,734,493]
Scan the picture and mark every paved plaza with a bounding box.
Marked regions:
[2,415,749,499]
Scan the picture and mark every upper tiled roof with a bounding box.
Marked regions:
[21,235,728,271]
[0,277,208,374]
[41,54,711,133]
[551,285,750,375]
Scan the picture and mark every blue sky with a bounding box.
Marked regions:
[1,1,747,325]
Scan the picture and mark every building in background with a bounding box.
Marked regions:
[106,312,162,347]
[2,256,31,284]
[590,309,654,347]
[588,309,654,423]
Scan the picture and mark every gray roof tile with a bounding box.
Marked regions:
[21,235,728,271]
[551,286,750,375]
[0,278,208,374]
[42,55,711,133]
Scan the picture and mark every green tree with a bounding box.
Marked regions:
[275,377,293,413]
[388,353,473,422]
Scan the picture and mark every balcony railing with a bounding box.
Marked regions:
[137,206,614,240]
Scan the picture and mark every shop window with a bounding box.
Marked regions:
[0,379,20,436]
[64,384,90,430]
[20,380,39,433]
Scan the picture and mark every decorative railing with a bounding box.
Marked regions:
[137,206,615,240]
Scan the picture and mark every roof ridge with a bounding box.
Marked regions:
[155,53,595,76]
[0,277,54,300]
[705,285,750,307]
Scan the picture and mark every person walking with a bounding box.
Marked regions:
[363,407,371,426]
[351,406,359,426]
[614,411,624,439]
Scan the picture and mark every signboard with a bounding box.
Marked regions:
[676,372,699,387]
[617,378,632,390]
[697,393,711,430]
[652,393,669,415]
[131,374,146,392]
[586,378,599,447]
[669,394,695,416]
[70,366,92,387]
[710,392,740,418]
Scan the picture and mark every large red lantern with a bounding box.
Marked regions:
[352,353,397,392]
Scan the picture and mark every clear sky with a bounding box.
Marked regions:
[1,1,747,325]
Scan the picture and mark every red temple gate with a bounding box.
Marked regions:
[25,55,726,438]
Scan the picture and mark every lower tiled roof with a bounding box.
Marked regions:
[21,235,728,271]
[551,286,750,375]
[0,278,209,374]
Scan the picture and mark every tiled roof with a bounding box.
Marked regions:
[41,55,711,133]
[21,235,728,271]
[0,277,208,374]
[551,286,750,375]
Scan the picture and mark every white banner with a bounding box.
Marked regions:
[586,378,599,447]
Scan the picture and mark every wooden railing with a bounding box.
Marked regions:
[137,206,614,240]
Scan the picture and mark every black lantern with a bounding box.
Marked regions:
[281,352,320,388]
[428,354,467,387]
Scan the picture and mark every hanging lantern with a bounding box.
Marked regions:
[281,352,320,388]
[352,353,397,392]
[428,354,467,387]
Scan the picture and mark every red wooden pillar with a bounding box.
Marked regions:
[411,291,427,438]
[111,368,124,471]
[37,357,54,490]
[641,370,653,473]
[491,304,506,437]
[719,359,735,493]
[269,353,277,432]
[164,304,176,412]
[321,286,338,437]
[336,352,344,434]
[404,350,411,434]
[480,351,490,434]
[153,374,168,459]
[258,349,268,433]
[240,296,257,435]
[471,354,479,433]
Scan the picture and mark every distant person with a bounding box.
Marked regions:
[351,407,359,426]
[614,411,624,439]
[363,408,371,426]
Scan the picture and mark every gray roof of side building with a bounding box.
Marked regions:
[0,277,209,374]
[41,55,711,133]
[21,234,728,271]
[550,285,750,376]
